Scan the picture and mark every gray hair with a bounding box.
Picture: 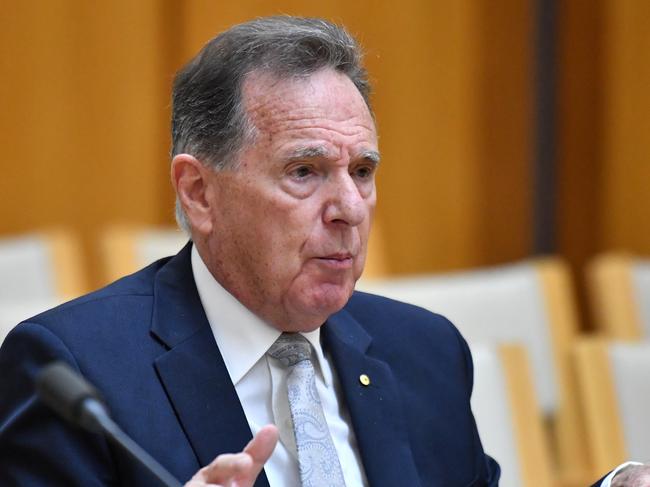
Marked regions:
[171,16,372,233]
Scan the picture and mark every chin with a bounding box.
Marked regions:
[282,278,355,329]
[308,283,354,316]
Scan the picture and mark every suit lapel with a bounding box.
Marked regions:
[323,309,422,487]
[149,244,270,487]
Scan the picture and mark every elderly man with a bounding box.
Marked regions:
[0,16,645,487]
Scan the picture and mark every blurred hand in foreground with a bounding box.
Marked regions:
[185,425,279,487]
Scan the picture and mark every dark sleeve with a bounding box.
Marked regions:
[0,322,117,486]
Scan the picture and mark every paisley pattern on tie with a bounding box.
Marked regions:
[268,333,347,487]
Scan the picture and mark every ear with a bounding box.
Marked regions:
[171,154,216,237]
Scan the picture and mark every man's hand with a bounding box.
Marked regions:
[185,425,279,487]
[612,465,650,487]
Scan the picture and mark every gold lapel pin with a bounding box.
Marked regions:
[359,374,370,386]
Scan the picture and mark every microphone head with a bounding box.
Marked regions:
[36,361,106,428]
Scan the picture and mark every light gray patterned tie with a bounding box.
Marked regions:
[268,333,346,487]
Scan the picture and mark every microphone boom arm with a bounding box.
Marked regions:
[36,361,182,487]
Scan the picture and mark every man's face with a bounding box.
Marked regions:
[200,68,378,331]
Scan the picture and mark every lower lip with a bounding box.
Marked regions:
[315,257,354,269]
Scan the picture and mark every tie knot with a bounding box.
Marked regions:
[267,333,311,367]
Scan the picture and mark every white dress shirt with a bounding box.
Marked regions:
[191,246,368,486]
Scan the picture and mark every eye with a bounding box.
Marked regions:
[352,164,375,180]
[290,165,314,180]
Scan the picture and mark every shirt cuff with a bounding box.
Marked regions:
[600,461,644,487]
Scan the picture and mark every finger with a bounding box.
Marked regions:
[196,453,252,483]
[243,424,279,472]
[184,481,223,487]
[189,425,278,486]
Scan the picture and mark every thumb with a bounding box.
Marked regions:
[244,424,279,470]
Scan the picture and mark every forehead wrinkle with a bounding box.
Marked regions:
[250,108,375,138]
[267,119,377,144]
[243,81,375,137]
[242,68,374,132]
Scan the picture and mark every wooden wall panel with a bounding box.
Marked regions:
[1,1,173,287]
[600,0,650,251]
[555,0,605,331]
[369,2,485,274]
[557,0,650,301]
[475,0,533,266]
[1,3,78,231]
[1,1,534,288]
[556,0,604,271]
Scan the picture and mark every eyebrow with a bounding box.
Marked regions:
[285,146,381,165]
[360,150,381,165]
[285,146,330,162]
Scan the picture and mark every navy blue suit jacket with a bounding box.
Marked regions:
[0,244,499,486]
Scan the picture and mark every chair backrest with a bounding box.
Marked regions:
[357,258,587,483]
[470,343,553,487]
[358,258,577,413]
[100,225,189,282]
[573,339,650,477]
[587,253,650,339]
[0,230,84,300]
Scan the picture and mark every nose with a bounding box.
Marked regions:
[322,172,368,227]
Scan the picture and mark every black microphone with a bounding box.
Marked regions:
[36,361,182,487]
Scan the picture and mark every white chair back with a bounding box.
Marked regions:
[574,339,650,475]
[587,253,650,339]
[101,226,188,282]
[631,262,650,337]
[0,298,61,344]
[0,234,61,299]
[609,342,650,460]
[133,228,188,267]
[470,343,522,487]
[470,342,554,486]
[358,262,558,414]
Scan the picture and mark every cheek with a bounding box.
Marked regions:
[266,197,321,242]
[251,203,319,270]
[222,182,325,277]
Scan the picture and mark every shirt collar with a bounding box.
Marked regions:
[190,245,332,386]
